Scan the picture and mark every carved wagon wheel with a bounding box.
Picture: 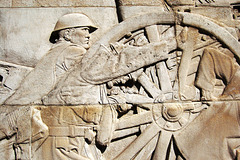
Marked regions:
[83,12,240,68]
[81,12,240,159]
[82,12,240,100]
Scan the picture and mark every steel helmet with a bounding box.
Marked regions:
[50,13,98,43]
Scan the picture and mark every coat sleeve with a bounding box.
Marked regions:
[80,42,169,84]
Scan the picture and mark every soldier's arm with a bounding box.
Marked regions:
[81,42,169,84]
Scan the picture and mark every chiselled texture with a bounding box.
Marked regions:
[11,0,116,7]
[0,106,32,159]
[0,0,240,160]
[0,0,11,7]
[175,101,240,160]
[0,8,118,67]
[117,0,166,6]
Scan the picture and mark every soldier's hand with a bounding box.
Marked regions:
[130,68,144,81]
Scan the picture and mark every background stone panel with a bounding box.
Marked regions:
[0,0,11,7]
[0,7,118,67]
[0,0,239,159]
[0,0,116,8]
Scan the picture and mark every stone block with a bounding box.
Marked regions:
[31,105,103,159]
[12,0,116,7]
[119,6,166,20]
[165,0,195,6]
[0,106,31,159]
[191,7,233,24]
[0,8,118,67]
[117,0,166,6]
[0,1,240,159]
[0,0,11,7]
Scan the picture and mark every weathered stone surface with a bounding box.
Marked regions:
[118,6,166,20]
[0,61,32,103]
[176,6,234,25]
[175,101,240,160]
[0,0,11,7]
[116,0,168,20]
[117,0,168,6]
[20,101,238,159]
[0,0,240,159]
[195,0,230,6]
[0,106,31,159]
[0,8,118,67]
[11,0,116,7]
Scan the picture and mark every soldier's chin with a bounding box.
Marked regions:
[82,43,90,49]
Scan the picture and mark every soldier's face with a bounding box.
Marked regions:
[71,27,90,49]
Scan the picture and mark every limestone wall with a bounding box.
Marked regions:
[0,0,240,159]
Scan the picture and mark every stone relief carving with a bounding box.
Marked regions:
[196,47,240,100]
[0,1,240,159]
[0,61,32,103]
[4,13,98,105]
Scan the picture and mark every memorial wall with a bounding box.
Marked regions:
[0,0,240,159]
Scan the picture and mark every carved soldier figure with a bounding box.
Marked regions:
[4,13,97,105]
[3,13,102,160]
[43,39,176,105]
